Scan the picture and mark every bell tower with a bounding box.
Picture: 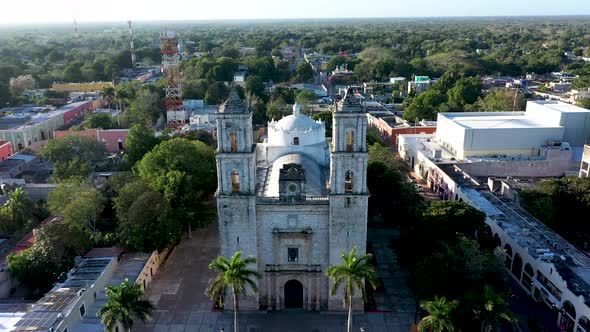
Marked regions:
[215,88,259,309]
[328,88,369,311]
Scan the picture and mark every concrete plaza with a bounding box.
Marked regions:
[135,223,415,332]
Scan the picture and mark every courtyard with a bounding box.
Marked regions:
[135,222,415,332]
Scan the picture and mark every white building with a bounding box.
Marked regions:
[215,88,368,311]
[407,76,431,95]
[435,101,590,160]
[397,133,590,332]
[179,100,219,132]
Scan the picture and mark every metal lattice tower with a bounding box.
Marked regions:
[128,21,136,68]
[161,31,184,125]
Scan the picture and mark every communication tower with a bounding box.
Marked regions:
[128,21,137,68]
[160,31,185,125]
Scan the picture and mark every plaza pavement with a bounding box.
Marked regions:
[135,222,415,332]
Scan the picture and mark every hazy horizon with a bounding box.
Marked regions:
[1,0,589,25]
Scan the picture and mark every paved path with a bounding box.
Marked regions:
[136,222,415,332]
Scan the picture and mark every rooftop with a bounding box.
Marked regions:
[12,258,113,332]
[440,112,563,130]
[533,100,590,113]
[468,188,590,305]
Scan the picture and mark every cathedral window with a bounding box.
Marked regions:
[288,248,299,262]
[346,130,354,152]
[293,137,299,145]
[231,171,240,192]
[345,170,354,193]
[230,131,238,152]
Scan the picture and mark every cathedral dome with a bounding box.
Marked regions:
[267,103,326,146]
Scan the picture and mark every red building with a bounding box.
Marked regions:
[0,141,14,161]
[54,129,130,153]
[369,115,437,146]
[58,100,96,124]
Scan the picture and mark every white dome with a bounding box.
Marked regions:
[267,104,326,147]
[274,114,322,132]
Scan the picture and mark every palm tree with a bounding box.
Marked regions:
[206,251,259,332]
[100,86,117,109]
[418,296,458,332]
[97,278,154,332]
[326,246,378,332]
[7,187,31,227]
[475,286,517,332]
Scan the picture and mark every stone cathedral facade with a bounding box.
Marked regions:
[215,88,368,311]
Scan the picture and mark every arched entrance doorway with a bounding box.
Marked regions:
[284,280,303,309]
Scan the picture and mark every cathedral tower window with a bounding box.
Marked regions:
[230,131,238,152]
[346,129,354,152]
[231,171,240,192]
[293,137,299,145]
[288,248,299,262]
[345,170,354,193]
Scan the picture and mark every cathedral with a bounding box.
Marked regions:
[215,88,369,311]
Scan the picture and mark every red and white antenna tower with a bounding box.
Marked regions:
[160,31,184,126]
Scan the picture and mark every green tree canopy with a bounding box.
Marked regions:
[48,182,106,235]
[474,89,526,112]
[403,89,447,122]
[82,113,115,129]
[136,138,216,225]
[296,62,314,82]
[124,124,160,166]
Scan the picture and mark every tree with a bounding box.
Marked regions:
[326,246,378,332]
[36,222,90,269]
[98,279,154,332]
[48,182,105,235]
[577,98,590,110]
[418,296,458,332]
[204,82,229,105]
[43,135,106,165]
[99,86,117,109]
[447,77,483,108]
[136,138,216,226]
[207,252,259,332]
[83,113,115,129]
[63,63,83,82]
[116,186,181,252]
[326,55,346,72]
[181,129,214,147]
[474,89,526,112]
[124,124,160,166]
[43,135,106,181]
[295,90,317,108]
[9,75,36,94]
[245,75,265,100]
[7,246,59,293]
[367,161,420,224]
[296,62,314,82]
[52,158,92,182]
[6,222,88,293]
[403,89,447,122]
[124,89,161,126]
[6,187,33,227]
[472,286,517,332]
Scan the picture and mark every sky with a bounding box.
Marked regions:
[1,0,590,24]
